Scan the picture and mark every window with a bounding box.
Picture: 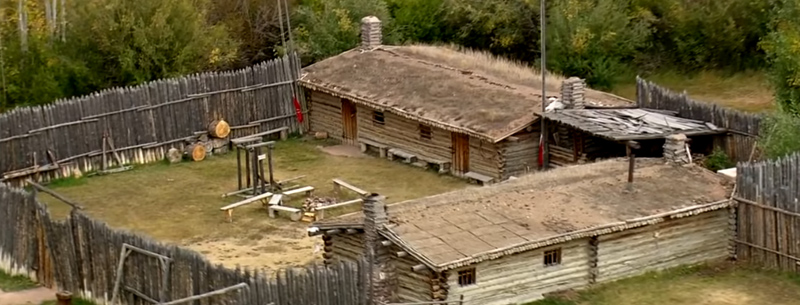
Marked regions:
[419,124,432,140]
[544,248,562,267]
[457,268,476,286]
[372,111,385,125]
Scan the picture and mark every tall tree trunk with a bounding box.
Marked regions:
[18,0,28,52]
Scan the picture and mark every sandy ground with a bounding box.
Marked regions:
[317,145,366,158]
[0,287,56,305]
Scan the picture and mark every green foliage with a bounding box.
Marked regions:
[760,111,800,159]
[386,0,447,43]
[704,148,735,172]
[0,269,38,292]
[293,0,396,64]
[441,0,540,63]
[762,0,800,115]
[546,0,653,89]
[41,298,97,305]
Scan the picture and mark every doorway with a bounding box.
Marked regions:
[452,133,470,174]
[341,99,358,145]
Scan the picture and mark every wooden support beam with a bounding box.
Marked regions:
[733,196,800,218]
[735,240,800,263]
[381,240,393,246]
[27,180,84,210]
[160,283,248,305]
[397,251,408,258]
[412,264,429,272]
[124,286,159,304]
[326,229,342,235]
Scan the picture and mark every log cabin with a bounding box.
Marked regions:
[308,159,734,304]
[298,16,632,183]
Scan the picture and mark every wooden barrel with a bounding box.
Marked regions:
[208,119,231,138]
[186,144,206,161]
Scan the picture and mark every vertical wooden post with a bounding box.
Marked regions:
[236,146,242,191]
[244,148,251,190]
[252,147,259,195]
[267,143,275,191]
[626,141,640,192]
[102,134,108,171]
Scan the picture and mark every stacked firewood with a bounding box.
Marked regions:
[302,197,338,211]
[179,119,231,162]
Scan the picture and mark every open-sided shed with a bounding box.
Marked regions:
[309,159,734,304]
[299,16,631,182]
[543,108,727,166]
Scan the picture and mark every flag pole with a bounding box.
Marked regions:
[540,0,549,170]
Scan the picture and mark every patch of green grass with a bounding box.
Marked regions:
[524,263,800,305]
[613,70,774,113]
[45,176,88,188]
[0,269,38,292]
[41,298,96,305]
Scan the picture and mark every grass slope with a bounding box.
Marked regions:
[614,70,774,113]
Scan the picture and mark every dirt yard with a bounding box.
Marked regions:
[37,138,468,271]
[529,262,800,305]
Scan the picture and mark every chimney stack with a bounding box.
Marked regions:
[663,134,690,165]
[361,16,382,49]
[560,77,586,109]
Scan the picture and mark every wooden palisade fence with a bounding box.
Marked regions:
[0,54,306,186]
[0,184,368,305]
[734,152,800,273]
[637,77,763,162]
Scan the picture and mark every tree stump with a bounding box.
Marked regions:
[208,119,231,138]
[56,291,72,305]
[185,144,206,161]
[167,148,182,163]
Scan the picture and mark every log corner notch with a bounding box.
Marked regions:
[431,270,449,301]
[321,233,335,265]
[208,119,231,139]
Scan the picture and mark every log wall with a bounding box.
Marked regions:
[356,105,452,163]
[392,247,434,303]
[308,91,344,141]
[498,128,540,179]
[328,233,366,263]
[445,239,591,305]
[0,55,304,186]
[469,137,502,179]
[596,209,730,283]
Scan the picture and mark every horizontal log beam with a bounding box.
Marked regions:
[412,264,428,272]
[735,240,800,263]
[397,251,408,258]
[27,180,84,210]
[28,119,99,134]
[381,240,393,246]
[733,196,800,218]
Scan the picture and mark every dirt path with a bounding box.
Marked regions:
[0,287,56,305]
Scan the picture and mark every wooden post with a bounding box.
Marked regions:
[236,146,242,190]
[244,148,251,190]
[267,143,275,191]
[258,147,266,194]
[102,134,108,171]
[56,291,72,305]
[626,141,640,192]
[252,147,259,195]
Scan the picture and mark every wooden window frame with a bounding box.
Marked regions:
[543,248,562,267]
[419,124,433,140]
[457,267,476,286]
[372,111,385,126]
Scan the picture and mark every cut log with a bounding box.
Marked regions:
[208,119,231,138]
[167,148,182,164]
[186,144,206,162]
[212,137,229,149]
[201,141,214,156]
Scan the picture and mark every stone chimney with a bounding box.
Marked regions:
[363,193,393,304]
[560,77,586,109]
[361,16,382,49]
[663,134,690,165]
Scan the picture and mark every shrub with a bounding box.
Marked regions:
[704,148,735,172]
[760,111,800,159]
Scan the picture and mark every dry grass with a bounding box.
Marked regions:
[614,70,774,113]
[528,262,800,305]
[399,44,565,92]
[37,138,467,270]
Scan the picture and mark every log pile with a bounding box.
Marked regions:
[180,119,232,162]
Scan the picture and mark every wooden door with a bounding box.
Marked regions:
[341,99,358,145]
[452,133,470,174]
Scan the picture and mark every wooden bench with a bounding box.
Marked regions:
[426,159,451,174]
[388,148,417,164]
[283,186,314,197]
[269,205,303,221]
[359,138,388,158]
[332,179,369,197]
[315,199,364,220]
[220,192,274,222]
[268,194,283,206]
[465,171,495,186]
